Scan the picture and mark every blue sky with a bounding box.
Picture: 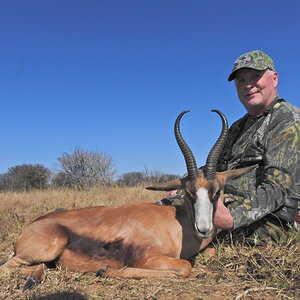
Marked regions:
[1,0,300,177]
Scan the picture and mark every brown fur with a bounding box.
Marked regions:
[195,177,211,190]
[0,165,256,286]
[0,202,200,284]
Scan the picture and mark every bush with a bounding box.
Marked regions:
[0,164,51,191]
[117,168,179,187]
[53,147,116,190]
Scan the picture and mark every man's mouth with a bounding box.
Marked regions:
[244,92,259,100]
[247,91,257,97]
[246,89,260,97]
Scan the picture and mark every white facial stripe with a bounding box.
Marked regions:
[194,187,213,233]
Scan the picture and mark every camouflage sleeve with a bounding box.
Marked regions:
[231,121,300,229]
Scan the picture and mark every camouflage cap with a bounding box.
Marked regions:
[228,50,276,81]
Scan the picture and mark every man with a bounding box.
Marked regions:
[165,50,300,245]
[211,50,300,245]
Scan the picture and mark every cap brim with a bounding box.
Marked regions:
[228,71,236,82]
[228,67,272,82]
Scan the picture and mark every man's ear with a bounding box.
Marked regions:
[272,71,278,88]
[146,179,182,191]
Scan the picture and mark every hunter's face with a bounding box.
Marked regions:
[234,68,278,115]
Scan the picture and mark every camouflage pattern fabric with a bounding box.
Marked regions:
[215,215,300,246]
[216,98,300,245]
[219,194,300,246]
[228,50,276,81]
[219,98,300,230]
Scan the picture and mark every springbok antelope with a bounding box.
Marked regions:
[0,110,255,288]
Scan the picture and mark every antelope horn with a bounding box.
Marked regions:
[204,110,228,181]
[174,110,198,180]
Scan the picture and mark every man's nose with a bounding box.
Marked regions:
[244,81,254,89]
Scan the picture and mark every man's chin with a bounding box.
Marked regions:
[245,96,263,107]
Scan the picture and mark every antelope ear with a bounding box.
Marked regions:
[146,179,183,191]
[220,164,258,181]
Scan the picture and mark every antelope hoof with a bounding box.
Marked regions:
[24,277,40,290]
[96,267,107,278]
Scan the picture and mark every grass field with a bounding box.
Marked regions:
[0,186,299,300]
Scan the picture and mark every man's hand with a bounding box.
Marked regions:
[163,190,177,198]
[213,195,234,230]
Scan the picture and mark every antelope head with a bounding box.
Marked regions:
[147,110,255,238]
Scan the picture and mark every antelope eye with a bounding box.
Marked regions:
[213,191,220,202]
[186,189,197,199]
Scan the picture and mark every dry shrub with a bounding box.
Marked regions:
[0,187,299,300]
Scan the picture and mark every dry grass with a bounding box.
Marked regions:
[0,186,299,300]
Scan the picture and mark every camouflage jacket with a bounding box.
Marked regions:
[218,98,300,230]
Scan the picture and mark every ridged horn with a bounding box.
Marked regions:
[204,110,228,181]
[174,110,198,180]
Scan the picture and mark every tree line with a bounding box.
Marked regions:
[0,148,179,191]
